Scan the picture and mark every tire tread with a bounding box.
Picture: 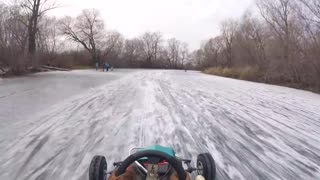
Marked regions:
[197,153,216,180]
[89,156,107,180]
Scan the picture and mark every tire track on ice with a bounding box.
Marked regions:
[161,71,320,180]
[0,72,142,180]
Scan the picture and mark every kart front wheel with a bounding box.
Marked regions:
[89,155,107,180]
[197,153,216,180]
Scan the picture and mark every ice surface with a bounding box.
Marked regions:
[0,70,319,180]
[0,70,135,145]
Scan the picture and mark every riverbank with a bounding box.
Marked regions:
[204,66,320,93]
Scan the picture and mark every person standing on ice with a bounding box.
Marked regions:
[102,62,105,72]
[106,63,110,72]
[95,62,99,71]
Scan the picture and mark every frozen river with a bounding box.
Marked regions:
[0,70,320,180]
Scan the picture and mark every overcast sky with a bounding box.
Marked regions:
[49,0,255,50]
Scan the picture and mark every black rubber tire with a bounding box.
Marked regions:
[89,155,107,180]
[196,153,216,180]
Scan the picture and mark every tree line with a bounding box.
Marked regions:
[0,0,191,75]
[0,0,319,91]
[194,0,320,90]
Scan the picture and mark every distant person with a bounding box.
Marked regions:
[95,62,99,71]
[111,65,114,71]
[107,63,111,71]
[104,63,110,72]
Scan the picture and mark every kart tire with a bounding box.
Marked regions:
[196,153,216,180]
[89,155,107,180]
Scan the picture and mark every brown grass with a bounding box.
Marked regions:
[72,65,93,69]
[204,66,320,93]
[204,66,262,81]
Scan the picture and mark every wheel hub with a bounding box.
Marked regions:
[197,161,204,175]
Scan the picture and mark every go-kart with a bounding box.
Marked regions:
[89,145,216,180]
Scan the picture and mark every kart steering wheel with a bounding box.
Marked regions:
[116,150,186,180]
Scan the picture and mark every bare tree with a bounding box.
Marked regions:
[191,49,205,68]
[60,9,105,63]
[163,38,189,69]
[102,31,122,62]
[0,3,8,70]
[102,31,124,65]
[257,0,303,82]
[257,0,292,63]
[167,38,181,68]
[141,32,162,67]
[0,3,29,73]
[123,38,143,66]
[37,16,59,64]
[202,37,223,67]
[298,0,320,24]
[180,42,189,68]
[238,12,268,68]
[220,19,238,67]
[295,0,320,86]
[19,0,56,56]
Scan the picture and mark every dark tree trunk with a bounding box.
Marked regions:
[28,23,36,55]
[28,0,41,56]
